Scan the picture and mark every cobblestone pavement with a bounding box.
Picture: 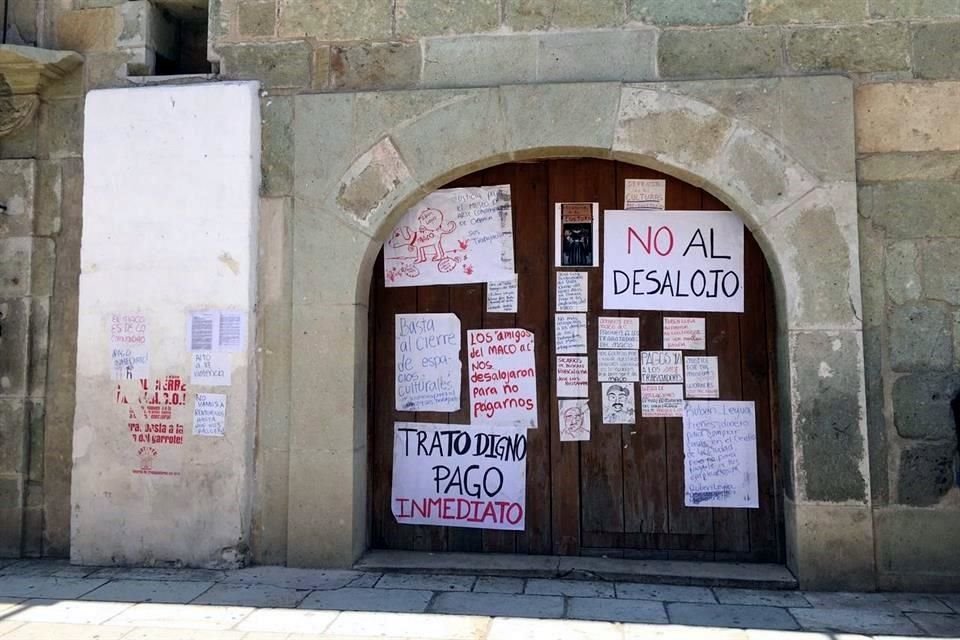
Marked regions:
[0,559,958,639]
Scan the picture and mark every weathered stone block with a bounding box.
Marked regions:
[506,0,624,30]
[0,400,27,473]
[892,372,960,440]
[779,76,856,182]
[749,0,866,23]
[261,95,293,197]
[330,42,421,91]
[0,160,35,237]
[658,27,783,79]
[25,400,44,480]
[0,116,37,159]
[0,476,22,508]
[336,137,414,227]
[862,328,887,503]
[292,206,371,307]
[875,507,960,587]
[856,82,960,153]
[37,99,83,159]
[630,0,744,25]
[537,30,657,83]
[860,182,960,238]
[30,239,54,298]
[897,443,954,506]
[913,22,960,81]
[33,161,62,238]
[219,41,311,89]
[279,0,390,39]
[396,0,499,36]
[787,500,876,590]
[884,241,921,304]
[422,35,538,88]
[55,8,118,52]
[313,46,330,89]
[0,238,31,298]
[787,24,910,73]
[858,152,960,182]
[922,240,960,304]
[82,51,134,91]
[858,217,884,329]
[238,0,276,37]
[871,0,958,18]
[888,302,953,371]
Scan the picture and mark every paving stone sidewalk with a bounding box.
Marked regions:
[0,559,958,638]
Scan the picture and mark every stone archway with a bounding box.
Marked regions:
[284,78,873,590]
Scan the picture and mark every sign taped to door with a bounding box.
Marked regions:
[392,422,527,530]
[468,328,538,428]
[556,203,599,267]
[683,401,758,508]
[396,313,462,412]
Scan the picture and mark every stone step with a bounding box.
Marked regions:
[355,550,798,590]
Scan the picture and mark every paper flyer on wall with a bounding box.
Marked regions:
[555,313,588,354]
[685,356,720,399]
[187,310,247,352]
[597,349,639,382]
[602,383,636,424]
[624,179,666,210]
[193,393,226,437]
[556,272,588,312]
[191,351,232,386]
[556,356,588,398]
[555,202,599,268]
[683,401,759,508]
[640,384,684,418]
[487,275,519,313]
[640,351,684,383]
[395,313,462,412]
[598,317,639,350]
[110,312,149,380]
[559,399,591,441]
[468,328,538,428]
[663,317,706,350]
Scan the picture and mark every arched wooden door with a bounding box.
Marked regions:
[368,159,784,563]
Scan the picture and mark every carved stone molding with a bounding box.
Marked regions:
[0,45,82,138]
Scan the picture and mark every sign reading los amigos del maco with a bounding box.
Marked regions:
[603,211,744,313]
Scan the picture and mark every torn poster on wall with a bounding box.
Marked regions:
[555,313,588,354]
[683,401,759,508]
[187,310,247,352]
[602,383,635,424]
[624,179,666,210]
[468,328,538,428]
[598,349,639,382]
[603,210,744,312]
[685,356,720,399]
[556,355,588,398]
[486,275,518,313]
[396,313,462,412]
[598,317,639,350]
[392,422,527,530]
[559,398,591,441]
[115,375,188,476]
[110,312,149,380]
[556,272,588,312]
[191,351,231,386]
[193,393,226,437]
[385,185,515,287]
[556,203,599,268]
[663,317,706,350]
[640,384,684,418]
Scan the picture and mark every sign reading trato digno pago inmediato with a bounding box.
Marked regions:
[603,211,744,312]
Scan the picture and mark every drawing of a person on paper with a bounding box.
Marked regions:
[602,383,635,424]
[560,401,590,441]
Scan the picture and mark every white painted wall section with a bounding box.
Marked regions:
[71,82,260,567]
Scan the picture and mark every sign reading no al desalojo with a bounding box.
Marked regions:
[603,211,744,313]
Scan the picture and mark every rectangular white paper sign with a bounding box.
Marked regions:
[683,401,759,508]
[111,346,149,380]
[555,313,587,354]
[556,356,588,398]
[385,185,515,287]
[597,349,640,382]
[187,310,248,352]
[640,350,684,383]
[556,272,588,312]
[664,317,706,350]
[468,328,538,428]
[396,313,462,412]
[191,351,232,386]
[487,275,518,313]
[559,399,591,441]
[685,356,720,399]
[640,384,684,418]
[193,393,226,437]
[625,179,666,210]
[392,422,527,530]
[598,317,639,350]
[603,210,744,312]
[556,203,599,267]
[602,383,636,424]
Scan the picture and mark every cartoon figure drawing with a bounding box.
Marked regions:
[388,208,458,264]
[602,384,636,424]
[560,402,590,441]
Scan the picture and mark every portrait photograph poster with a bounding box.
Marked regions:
[555,202,599,268]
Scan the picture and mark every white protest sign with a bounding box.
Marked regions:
[395,313,461,412]
[640,350,683,383]
[468,328,538,428]
[602,383,636,424]
[664,317,706,350]
[555,313,587,354]
[190,351,232,386]
[598,317,639,350]
[110,312,149,380]
[603,211,744,312]
[685,356,720,398]
[487,275,518,313]
[640,384,684,417]
[111,312,148,347]
[598,349,639,382]
[556,356,588,398]
[624,179,666,210]
[187,310,248,352]
[683,401,759,508]
[193,393,226,437]
[559,399,591,442]
[392,422,527,530]
[385,185,515,287]
[556,272,588,312]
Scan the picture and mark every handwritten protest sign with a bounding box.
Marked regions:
[191,351,231,386]
[624,179,666,210]
[640,350,683,383]
[392,422,527,530]
[598,317,639,350]
[685,356,720,398]
[385,186,515,287]
[468,328,537,428]
[193,393,226,437]
[487,275,518,313]
[640,384,684,417]
[555,313,587,354]
[556,272,588,312]
[559,399,591,441]
[556,356,588,398]
[683,401,758,508]
[598,349,639,382]
[664,317,706,350]
[603,211,744,312]
[110,312,149,380]
[396,313,462,412]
